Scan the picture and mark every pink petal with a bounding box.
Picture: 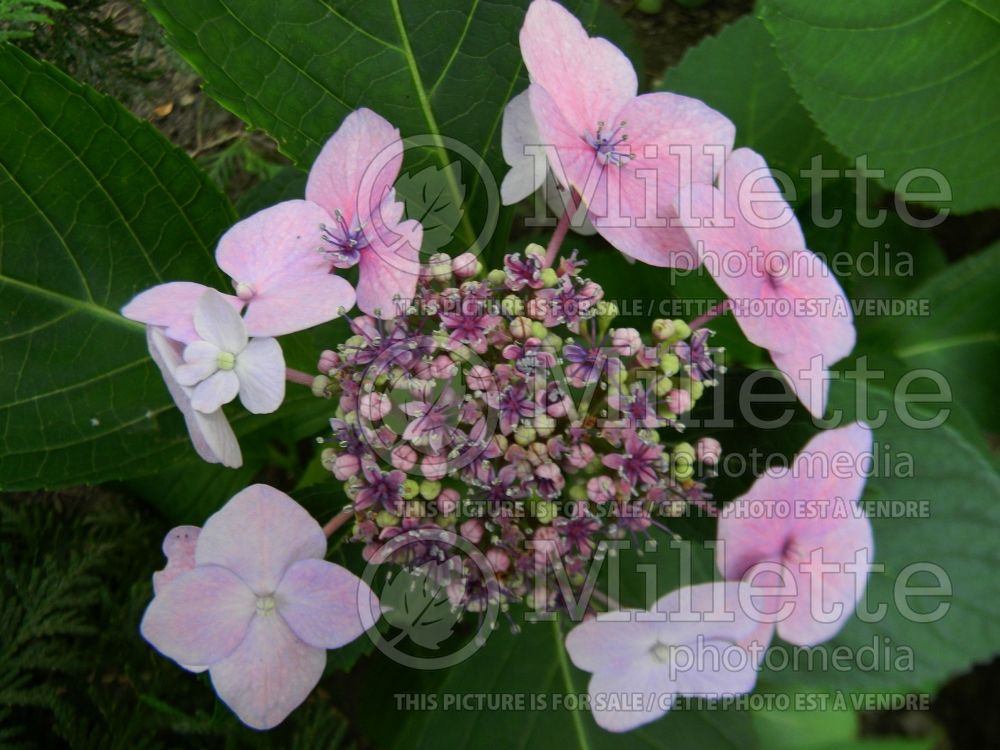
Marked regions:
[215,200,350,336]
[716,468,798,580]
[194,290,248,353]
[672,636,760,697]
[195,484,327,594]
[652,581,761,645]
[592,164,699,268]
[779,510,873,646]
[140,565,255,666]
[588,659,672,732]
[686,148,855,377]
[216,200,330,285]
[615,91,735,190]
[355,217,422,318]
[276,558,380,649]
[520,0,637,137]
[153,525,201,595]
[717,424,875,646]
[234,337,285,414]
[305,108,402,227]
[527,84,599,199]
[241,271,356,337]
[123,282,243,344]
[501,90,547,205]
[190,369,240,413]
[209,610,326,730]
[771,347,830,418]
[565,614,663,674]
[146,327,242,468]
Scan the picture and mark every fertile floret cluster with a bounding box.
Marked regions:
[317,246,724,614]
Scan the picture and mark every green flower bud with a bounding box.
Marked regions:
[540,267,559,288]
[419,479,442,501]
[534,414,556,438]
[401,479,421,500]
[568,483,588,501]
[672,442,696,481]
[514,425,536,446]
[531,321,549,339]
[655,376,674,397]
[375,510,399,527]
[321,448,338,472]
[510,316,533,339]
[487,269,507,286]
[682,379,705,401]
[501,294,524,317]
[525,242,545,259]
[660,353,681,376]
[671,319,691,341]
[652,318,675,341]
[543,333,562,349]
[532,499,558,524]
[311,375,331,398]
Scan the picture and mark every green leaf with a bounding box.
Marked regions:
[761,382,1000,693]
[144,0,622,256]
[0,44,236,490]
[759,0,1000,213]
[234,165,306,218]
[660,15,843,200]
[875,240,1000,438]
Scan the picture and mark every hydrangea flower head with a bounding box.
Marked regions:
[316,251,722,614]
[145,325,242,468]
[307,108,423,317]
[141,484,380,729]
[716,422,874,646]
[215,200,357,336]
[504,0,735,268]
[175,289,286,414]
[680,148,856,416]
[565,582,762,732]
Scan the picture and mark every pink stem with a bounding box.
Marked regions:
[543,195,578,269]
[286,368,315,387]
[322,508,353,538]
[690,300,732,330]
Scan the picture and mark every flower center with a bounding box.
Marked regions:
[217,351,236,370]
[255,594,277,615]
[650,641,676,664]
[322,210,370,269]
[585,120,633,167]
[234,281,254,300]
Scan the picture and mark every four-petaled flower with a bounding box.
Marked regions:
[175,290,286,414]
[141,484,379,729]
[716,422,874,646]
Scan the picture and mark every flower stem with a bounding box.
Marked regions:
[590,588,621,611]
[543,194,578,269]
[323,508,353,538]
[285,368,315,387]
[690,299,732,330]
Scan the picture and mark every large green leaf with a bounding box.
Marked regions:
[660,15,843,200]
[759,0,1000,213]
[0,44,236,490]
[144,0,625,255]
[873,240,1000,438]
